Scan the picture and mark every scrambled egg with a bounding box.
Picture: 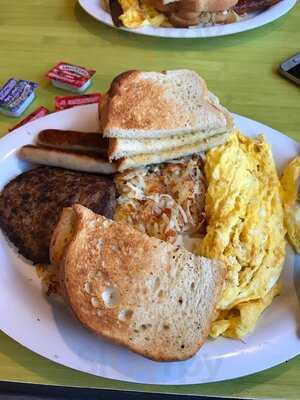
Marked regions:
[118,0,169,28]
[198,132,286,339]
[281,156,300,253]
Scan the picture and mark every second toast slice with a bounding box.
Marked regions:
[51,204,225,361]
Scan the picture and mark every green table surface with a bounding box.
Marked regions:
[0,1,299,399]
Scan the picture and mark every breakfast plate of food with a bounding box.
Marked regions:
[78,0,297,38]
[0,70,299,384]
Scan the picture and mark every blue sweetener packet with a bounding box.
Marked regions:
[0,79,38,117]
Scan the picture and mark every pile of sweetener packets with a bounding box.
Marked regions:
[0,62,101,132]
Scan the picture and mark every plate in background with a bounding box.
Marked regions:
[78,0,297,38]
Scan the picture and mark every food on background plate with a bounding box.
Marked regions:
[0,167,116,264]
[233,0,281,14]
[50,204,226,361]
[0,79,38,117]
[198,132,286,339]
[107,0,170,28]
[46,62,96,93]
[115,156,206,246]
[281,156,300,253]
[106,0,281,28]
[20,145,117,175]
[54,93,102,111]
[146,0,240,27]
[8,106,49,132]
[101,69,234,170]
[108,0,125,26]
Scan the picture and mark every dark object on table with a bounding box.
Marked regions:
[109,0,123,26]
[279,53,300,86]
[0,166,116,264]
[0,381,231,400]
[234,0,280,15]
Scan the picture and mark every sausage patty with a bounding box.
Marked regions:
[0,167,116,264]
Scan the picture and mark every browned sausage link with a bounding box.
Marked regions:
[234,0,280,15]
[109,0,124,26]
[37,130,109,155]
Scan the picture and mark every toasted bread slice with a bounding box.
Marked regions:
[20,145,117,175]
[51,204,225,361]
[100,70,233,139]
[50,207,77,267]
[117,131,231,171]
[109,129,228,160]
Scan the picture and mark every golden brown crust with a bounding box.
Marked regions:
[107,70,140,97]
[50,207,76,267]
[101,70,212,137]
[107,138,118,160]
[55,205,226,361]
[100,70,139,132]
[101,70,182,133]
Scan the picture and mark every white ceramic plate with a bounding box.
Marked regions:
[78,0,296,38]
[0,103,299,385]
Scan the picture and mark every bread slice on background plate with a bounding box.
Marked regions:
[100,69,233,139]
[50,204,225,361]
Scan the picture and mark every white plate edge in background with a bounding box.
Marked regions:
[78,0,297,38]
